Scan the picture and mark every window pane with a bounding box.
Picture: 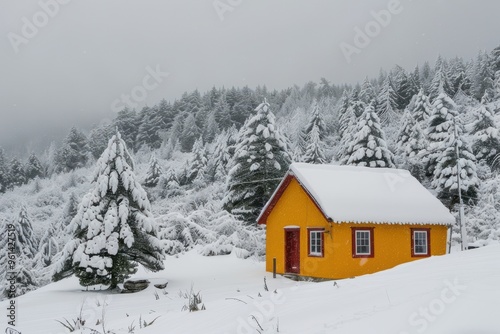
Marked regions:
[356,231,370,254]
[414,231,428,254]
[310,231,322,255]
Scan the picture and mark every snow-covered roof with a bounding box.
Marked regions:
[258,163,455,226]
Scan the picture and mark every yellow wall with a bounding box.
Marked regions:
[265,178,449,279]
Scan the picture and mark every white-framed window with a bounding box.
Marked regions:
[352,228,374,257]
[308,228,324,257]
[412,229,430,256]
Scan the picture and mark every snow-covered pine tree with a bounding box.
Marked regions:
[411,89,432,123]
[0,206,38,267]
[396,109,417,155]
[425,93,458,176]
[0,148,10,193]
[9,158,25,187]
[432,122,479,206]
[114,107,138,150]
[344,105,396,168]
[467,174,500,241]
[53,131,165,289]
[449,58,472,96]
[206,131,231,182]
[303,123,326,164]
[204,112,219,143]
[180,113,201,152]
[359,77,376,104]
[395,70,414,110]
[143,154,163,187]
[213,93,233,131]
[185,137,207,184]
[2,256,39,299]
[88,125,114,160]
[25,152,44,181]
[34,221,59,268]
[337,101,359,163]
[223,99,291,223]
[473,50,495,100]
[376,77,399,124]
[158,166,183,198]
[135,106,163,151]
[303,99,326,140]
[402,121,427,160]
[428,66,454,102]
[470,104,500,169]
[337,90,351,138]
[55,127,89,173]
[491,45,500,98]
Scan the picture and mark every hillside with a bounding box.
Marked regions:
[2,245,499,334]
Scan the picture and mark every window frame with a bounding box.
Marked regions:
[411,228,431,257]
[351,227,374,258]
[307,227,324,257]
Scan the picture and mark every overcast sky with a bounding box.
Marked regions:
[1,0,499,147]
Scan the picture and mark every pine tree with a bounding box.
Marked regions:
[34,222,59,268]
[88,125,114,160]
[429,66,453,102]
[303,99,326,140]
[432,123,479,206]
[425,93,459,176]
[2,256,38,298]
[411,89,432,123]
[135,106,163,151]
[359,77,376,104]
[207,132,231,182]
[397,110,427,159]
[473,51,495,100]
[185,137,207,184]
[25,152,44,181]
[449,58,472,96]
[158,167,183,198]
[213,93,233,131]
[223,100,291,223]
[53,131,165,289]
[56,127,89,172]
[376,77,399,123]
[470,104,500,169]
[303,123,326,164]
[9,158,26,187]
[180,113,201,152]
[0,206,39,259]
[114,108,138,150]
[337,90,351,138]
[204,112,219,143]
[143,154,163,187]
[395,70,413,109]
[344,105,395,168]
[0,148,10,193]
[157,98,176,132]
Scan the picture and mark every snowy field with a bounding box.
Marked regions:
[3,245,500,334]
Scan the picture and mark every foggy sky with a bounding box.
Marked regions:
[1,0,499,148]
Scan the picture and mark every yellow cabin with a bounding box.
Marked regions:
[257,163,455,279]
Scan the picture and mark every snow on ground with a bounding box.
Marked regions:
[3,246,500,334]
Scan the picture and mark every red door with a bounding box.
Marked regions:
[285,229,300,274]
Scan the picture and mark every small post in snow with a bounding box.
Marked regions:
[273,258,277,278]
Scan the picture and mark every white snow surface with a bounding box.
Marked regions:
[3,245,500,333]
[273,163,455,225]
